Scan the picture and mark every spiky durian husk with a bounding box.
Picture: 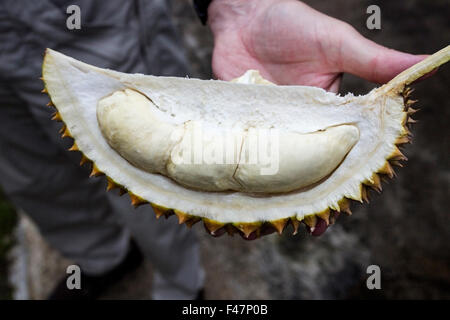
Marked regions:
[41,83,416,240]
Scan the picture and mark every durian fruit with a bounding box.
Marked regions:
[41,46,450,239]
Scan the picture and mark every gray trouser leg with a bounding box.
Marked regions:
[107,193,205,299]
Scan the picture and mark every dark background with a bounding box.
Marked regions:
[0,0,449,299]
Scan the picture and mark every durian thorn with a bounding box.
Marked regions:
[371,174,382,193]
[129,192,147,208]
[303,215,317,233]
[407,118,418,124]
[233,222,260,239]
[389,147,408,161]
[151,203,167,219]
[403,87,414,98]
[118,188,127,196]
[41,88,47,93]
[61,127,72,138]
[174,210,190,225]
[348,188,364,203]
[396,136,411,145]
[51,112,62,121]
[47,101,54,107]
[68,143,79,152]
[404,127,412,136]
[406,99,418,107]
[317,209,330,225]
[203,218,225,234]
[89,164,104,177]
[79,154,89,166]
[39,76,44,81]
[407,108,419,115]
[185,217,201,228]
[106,177,118,191]
[338,198,352,215]
[361,186,370,203]
[378,162,394,178]
[270,218,289,235]
[329,211,341,225]
[329,203,340,212]
[364,173,382,192]
[290,218,301,235]
[343,207,352,216]
[379,175,390,184]
[390,160,404,167]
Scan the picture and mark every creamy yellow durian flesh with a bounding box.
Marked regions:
[97,88,359,193]
[42,47,450,238]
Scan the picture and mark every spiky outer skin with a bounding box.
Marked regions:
[41,77,416,240]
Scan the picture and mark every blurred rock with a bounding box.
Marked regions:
[10,213,153,299]
[10,213,71,299]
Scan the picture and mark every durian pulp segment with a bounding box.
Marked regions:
[97,88,360,193]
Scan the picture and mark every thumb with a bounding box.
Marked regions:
[337,26,427,84]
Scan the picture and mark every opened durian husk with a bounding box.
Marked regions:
[41,46,450,239]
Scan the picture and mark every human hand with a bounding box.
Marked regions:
[208,0,427,92]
